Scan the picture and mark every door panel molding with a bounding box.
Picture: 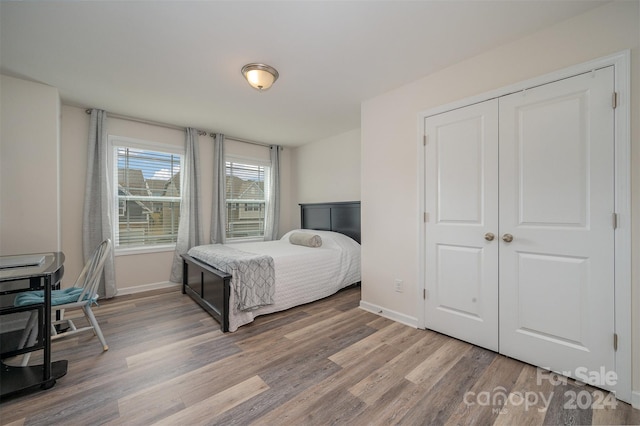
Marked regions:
[424,99,499,352]
[417,50,631,403]
[498,68,616,393]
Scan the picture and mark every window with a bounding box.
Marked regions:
[109,136,184,251]
[225,157,271,240]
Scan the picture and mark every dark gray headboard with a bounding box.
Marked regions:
[300,201,361,244]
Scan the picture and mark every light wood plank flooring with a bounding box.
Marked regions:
[1,286,638,425]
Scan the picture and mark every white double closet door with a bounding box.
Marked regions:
[424,67,616,391]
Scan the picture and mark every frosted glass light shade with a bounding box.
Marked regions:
[241,63,279,91]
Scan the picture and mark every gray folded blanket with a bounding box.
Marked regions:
[188,244,275,311]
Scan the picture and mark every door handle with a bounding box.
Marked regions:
[502,233,514,243]
[484,233,495,241]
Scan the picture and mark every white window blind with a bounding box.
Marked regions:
[225,158,270,240]
[110,137,184,249]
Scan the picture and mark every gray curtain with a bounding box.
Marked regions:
[83,109,116,298]
[170,128,203,282]
[264,145,281,241]
[210,133,226,244]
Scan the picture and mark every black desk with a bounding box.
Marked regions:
[0,252,68,399]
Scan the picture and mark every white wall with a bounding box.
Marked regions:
[361,0,639,401]
[60,105,294,293]
[0,75,61,255]
[291,128,361,227]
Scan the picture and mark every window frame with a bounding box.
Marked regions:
[225,155,271,243]
[108,135,185,255]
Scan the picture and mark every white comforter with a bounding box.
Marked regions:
[202,229,361,332]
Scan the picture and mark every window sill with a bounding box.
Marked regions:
[115,244,176,257]
[226,237,265,244]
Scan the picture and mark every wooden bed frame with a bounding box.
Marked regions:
[181,201,361,332]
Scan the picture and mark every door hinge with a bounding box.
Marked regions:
[424,212,429,222]
[423,289,427,299]
[423,135,428,146]
[614,333,618,351]
[612,92,618,109]
[613,213,618,229]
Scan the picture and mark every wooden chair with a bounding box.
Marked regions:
[14,239,111,365]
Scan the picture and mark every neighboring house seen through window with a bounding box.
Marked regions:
[109,136,184,252]
[225,156,271,240]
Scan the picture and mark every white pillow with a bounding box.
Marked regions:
[288,232,322,248]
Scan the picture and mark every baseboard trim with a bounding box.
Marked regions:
[116,281,180,296]
[359,300,418,329]
[632,390,640,410]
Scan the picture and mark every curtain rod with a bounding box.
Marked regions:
[84,108,271,148]
[221,135,272,148]
[85,109,275,147]
[85,109,207,136]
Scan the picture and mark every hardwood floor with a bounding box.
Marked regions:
[1,286,638,425]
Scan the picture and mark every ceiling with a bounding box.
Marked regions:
[0,1,606,147]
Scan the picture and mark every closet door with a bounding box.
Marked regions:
[499,67,616,388]
[424,99,499,351]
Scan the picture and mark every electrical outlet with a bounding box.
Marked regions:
[394,279,403,292]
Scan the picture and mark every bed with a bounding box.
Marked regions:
[181,201,361,332]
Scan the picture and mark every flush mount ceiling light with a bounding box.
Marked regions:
[241,63,279,91]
